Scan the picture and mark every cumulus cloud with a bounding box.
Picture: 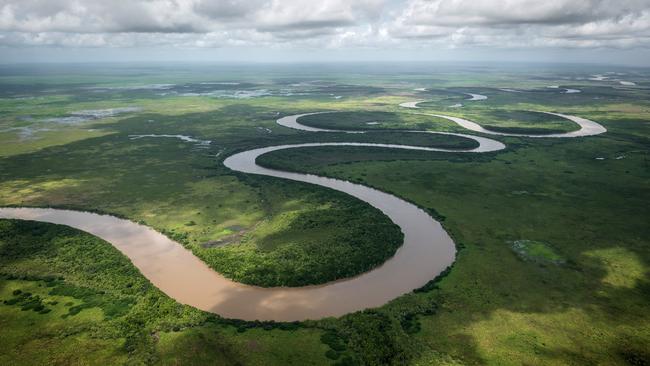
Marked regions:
[0,0,648,51]
[0,0,381,34]
[387,0,650,49]
[396,0,648,27]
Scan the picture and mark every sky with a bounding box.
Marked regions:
[1,0,649,66]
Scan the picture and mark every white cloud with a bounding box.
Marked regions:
[388,0,650,49]
[0,0,648,52]
[396,0,640,26]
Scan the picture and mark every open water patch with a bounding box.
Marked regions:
[128,134,212,149]
[45,107,142,124]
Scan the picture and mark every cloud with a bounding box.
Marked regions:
[0,0,648,52]
[394,0,632,26]
[0,0,204,33]
[387,0,650,49]
[397,0,648,27]
[193,0,264,21]
[0,0,379,33]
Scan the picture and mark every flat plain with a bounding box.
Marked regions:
[1,63,649,365]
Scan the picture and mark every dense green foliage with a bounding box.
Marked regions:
[297,111,450,131]
[0,219,330,365]
[479,110,579,134]
[510,239,565,264]
[0,112,410,287]
[258,119,650,365]
[1,63,649,365]
[197,187,404,287]
[314,130,480,149]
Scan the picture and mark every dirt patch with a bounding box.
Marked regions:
[201,225,249,248]
[246,340,261,352]
[510,240,565,265]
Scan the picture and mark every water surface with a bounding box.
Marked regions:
[1,100,604,321]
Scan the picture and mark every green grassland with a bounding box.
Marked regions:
[296,111,459,131]
[1,63,649,365]
[472,110,580,134]
[0,121,405,287]
[511,240,565,264]
[0,219,330,365]
[258,102,650,365]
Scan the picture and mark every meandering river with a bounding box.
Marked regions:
[0,100,606,321]
[397,103,606,138]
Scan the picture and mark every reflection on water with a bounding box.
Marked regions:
[464,93,488,101]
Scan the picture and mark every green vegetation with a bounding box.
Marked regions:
[258,117,650,364]
[297,111,458,132]
[511,239,565,264]
[198,189,403,287]
[307,130,480,150]
[413,104,584,135]
[0,219,330,365]
[1,63,650,365]
[0,111,408,287]
[477,110,579,134]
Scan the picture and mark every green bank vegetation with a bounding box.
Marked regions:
[0,220,330,365]
[1,63,649,365]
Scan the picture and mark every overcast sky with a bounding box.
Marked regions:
[1,0,649,66]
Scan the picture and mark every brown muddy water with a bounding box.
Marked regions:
[0,105,604,321]
[0,140,467,321]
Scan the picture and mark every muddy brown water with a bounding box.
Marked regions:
[0,139,465,321]
[0,168,454,321]
[0,107,604,321]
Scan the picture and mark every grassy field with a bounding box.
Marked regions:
[1,63,649,365]
[258,103,650,365]
[0,220,330,365]
[0,104,411,287]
